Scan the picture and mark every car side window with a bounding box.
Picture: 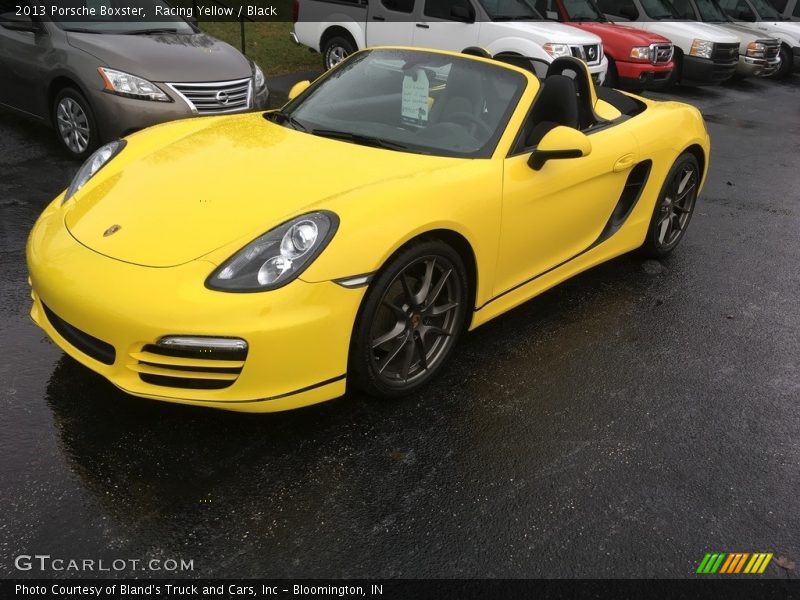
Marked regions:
[717,0,753,17]
[770,0,786,10]
[670,0,696,17]
[793,0,800,15]
[424,0,473,19]
[382,0,416,12]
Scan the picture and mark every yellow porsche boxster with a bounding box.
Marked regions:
[27,48,710,412]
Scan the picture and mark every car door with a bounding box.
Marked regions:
[0,0,50,117]
[367,0,417,46]
[413,0,479,51]
[494,124,640,296]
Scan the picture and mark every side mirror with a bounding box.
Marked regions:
[0,13,41,33]
[528,126,591,171]
[450,4,475,22]
[287,80,310,101]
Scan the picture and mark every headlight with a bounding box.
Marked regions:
[63,140,126,204]
[98,67,171,102]
[746,41,766,58]
[253,62,266,91]
[207,211,339,292]
[543,43,572,59]
[689,39,714,59]
[630,46,651,61]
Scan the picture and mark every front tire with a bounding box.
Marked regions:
[322,36,356,71]
[53,87,99,160]
[771,44,793,79]
[350,240,469,399]
[640,153,700,258]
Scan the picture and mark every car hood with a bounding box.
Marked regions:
[571,22,672,45]
[646,21,740,43]
[748,21,800,41]
[66,31,252,82]
[481,20,601,43]
[717,22,769,42]
[64,115,460,268]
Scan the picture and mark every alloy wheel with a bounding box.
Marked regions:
[656,162,697,249]
[368,255,463,386]
[328,46,348,68]
[56,97,91,155]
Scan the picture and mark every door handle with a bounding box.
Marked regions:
[613,154,636,172]
[372,15,385,20]
[416,23,430,28]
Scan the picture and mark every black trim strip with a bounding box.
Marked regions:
[168,374,347,404]
[42,303,116,366]
[475,160,651,312]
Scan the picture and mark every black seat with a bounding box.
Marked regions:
[524,75,579,147]
[546,56,601,130]
[430,61,485,124]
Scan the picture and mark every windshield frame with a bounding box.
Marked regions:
[278,49,530,160]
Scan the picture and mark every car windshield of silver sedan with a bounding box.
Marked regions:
[273,50,527,159]
[52,0,195,34]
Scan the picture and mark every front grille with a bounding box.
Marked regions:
[762,39,780,60]
[571,43,603,65]
[167,78,252,115]
[42,303,116,365]
[129,343,247,390]
[651,44,673,65]
[712,42,739,64]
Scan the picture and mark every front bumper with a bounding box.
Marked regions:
[615,60,673,90]
[27,198,362,412]
[89,83,270,142]
[681,55,737,85]
[736,55,782,77]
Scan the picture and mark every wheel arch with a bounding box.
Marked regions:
[47,74,94,127]
[320,25,360,53]
[682,143,706,183]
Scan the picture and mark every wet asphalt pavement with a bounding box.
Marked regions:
[1,73,799,580]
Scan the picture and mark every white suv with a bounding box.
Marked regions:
[292,0,609,83]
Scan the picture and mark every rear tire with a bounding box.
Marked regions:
[349,240,469,399]
[322,36,356,71]
[53,87,99,160]
[640,153,700,258]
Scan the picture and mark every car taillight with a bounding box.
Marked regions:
[293,0,299,22]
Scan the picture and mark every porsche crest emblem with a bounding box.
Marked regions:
[103,224,121,237]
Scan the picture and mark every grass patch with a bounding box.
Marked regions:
[201,22,321,76]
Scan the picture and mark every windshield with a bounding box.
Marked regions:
[696,0,729,19]
[561,0,605,20]
[280,49,527,159]
[478,0,546,19]
[52,0,195,34]
[639,0,678,18]
[747,0,783,18]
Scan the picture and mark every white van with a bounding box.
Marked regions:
[292,0,609,83]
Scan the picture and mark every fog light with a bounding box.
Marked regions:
[157,336,248,352]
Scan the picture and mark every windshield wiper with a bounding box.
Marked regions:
[62,27,101,33]
[263,110,308,132]
[310,129,410,151]
[123,28,180,35]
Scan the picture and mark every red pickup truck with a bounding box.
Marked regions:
[537,0,675,89]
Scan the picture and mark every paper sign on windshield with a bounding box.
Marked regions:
[401,69,430,126]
